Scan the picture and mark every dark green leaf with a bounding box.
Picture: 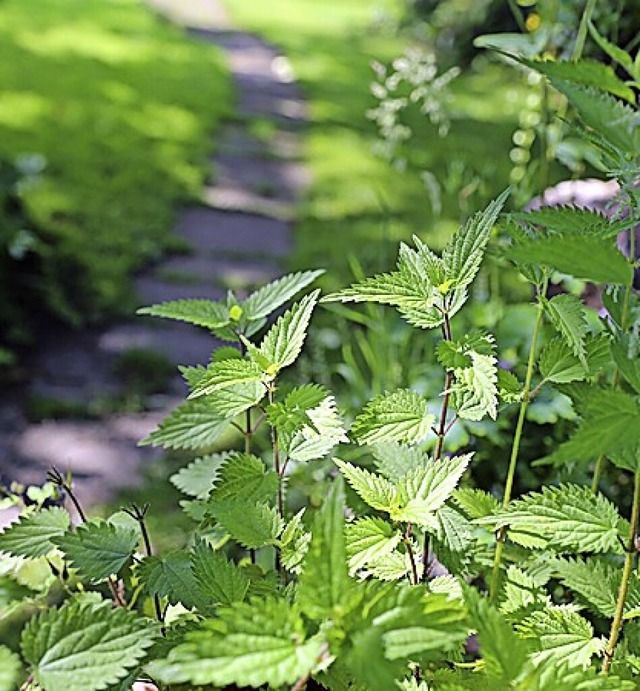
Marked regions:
[0,507,69,558]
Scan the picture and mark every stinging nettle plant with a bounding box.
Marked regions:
[1,28,640,691]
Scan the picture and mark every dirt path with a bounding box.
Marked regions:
[0,0,309,520]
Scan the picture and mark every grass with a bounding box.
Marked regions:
[0,0,231,325]
[220,0,566,288]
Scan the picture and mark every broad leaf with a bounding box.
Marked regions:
[372,443,427,482]
[242,269,324,321]
[279,509,312,574]
[443,188,509,290]
[298,477,352,621]
[512,206,611,236]
[258,290,320,372]
[55,520,138,583]
[189,359,265,398]
[0,507,69,558]
[543,295,589,366]
[554,558,622,618]
[345,517,402,575]
[209,453,279,504]
[206,381,265,417]
[139,551,209,612]
[140,399,227,450]
[517,607,606,669]
[507,235,633,284]
[334,459,397,513]
[210,500,284,550]
[137,298,230,331]
[350,389,434,445]
[539,334,610,384]
[149,598,325,688]
[170,453,227,499]
[0,646,21,691]
[453,487,500,519]
[482,484,621,553]
[21,597,157,691]
[192,538,249,605]
[288,395,348,462]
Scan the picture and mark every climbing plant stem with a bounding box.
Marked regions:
[489,293,545,602]
[603,466,640,674]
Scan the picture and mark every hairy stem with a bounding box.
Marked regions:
[404,525,420,585]
[603,466,640,674]
[489,293,545,601]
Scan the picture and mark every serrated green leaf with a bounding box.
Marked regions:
[189,359,265,398]
[453,487,500,519]
[500,565,549,618]
[372,442,427,482]
[55,520,138,583]
[345,517,402,575]
[351,389,435,445]
[543,295,589,366]
[140,399,227,450]
[209,453,279,504]
[497,368,522,402]
[242,269,324,322]
[393,455,471,527]
[149,597,325,688]
[334,458,398,513]
[434,506,473,553]
[298,477,352,620]
[210,501,284,550]
[517,607,605,669]
[367,550,411,581]
[279,509,311,574]
[206,381,266,417]
[540,334,611,384]
[508,235,633,284]
[512,206,611,236]
[540,387,640,468]
[450,349,499,420]
[170,454,227,500]
[139,552,208,611]
[465,587,529,684]
[0,646,21,691]
[0,507,69,558]
[137,298,230,331]
[443,189,509,290]
[257,290,320,373]
[191,538,249,605]
[288,395,348,462]
[553,558,620,618]
[21,597,157,691]
[483,484,621,553]
[587,20,636,79]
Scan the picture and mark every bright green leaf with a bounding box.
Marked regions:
[0,507,69,558]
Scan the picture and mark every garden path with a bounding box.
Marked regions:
[0,0,309,522]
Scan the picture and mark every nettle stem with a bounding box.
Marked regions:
[489,292,545,601]
[603,465,640,674]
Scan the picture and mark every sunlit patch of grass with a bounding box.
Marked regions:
[0,0,232,324]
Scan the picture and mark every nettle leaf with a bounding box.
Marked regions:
[543,295,589,366]
[206,381,266,417]
[258,290,320,373]
[211,500,284,550]
[288,395,348,462]
[465,587,529,684]
[140,399,227,450]
[450,351,499,421]
[334,459,398,513]
[268,383,328,434]
[345,516,402,575]
[192,538,249,605]
[170,453,227,500]
[372,442,427,482]
[209,453,279,504]
[512,206,611,236]
[367,549,412,582]
[500,565,550,619]
[442,187,509,290]
[0,507,69,558]
[55,520,138,583]
[279,509,312,574]
[587,20,636,79]
[190,359,265,398]
[394,454,471,527]
[242,269,324,322]
[21,597,158,691]
[298,477,352,621]
[149,597,325,688]
[552,557,640,618]
[517,607,605,670]
[0,646,21,691]
[350,389,435,445]
[540,334,610,384]
[453,487,500,519]
[507,235,633,284]
[139,551,208,612]
[137,298,230,331]
[541,387,640,468]
[434,505,474,554]
[484,484,621,553]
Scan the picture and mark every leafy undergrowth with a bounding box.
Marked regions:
[0,0,231,330]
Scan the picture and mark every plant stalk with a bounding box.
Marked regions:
[489,294,545,601]
[602,465,640,674]
[572,0,598,61]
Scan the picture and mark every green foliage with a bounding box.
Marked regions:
[0,506,69,558]
[21,597,158,691]
[0,646,21,691]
